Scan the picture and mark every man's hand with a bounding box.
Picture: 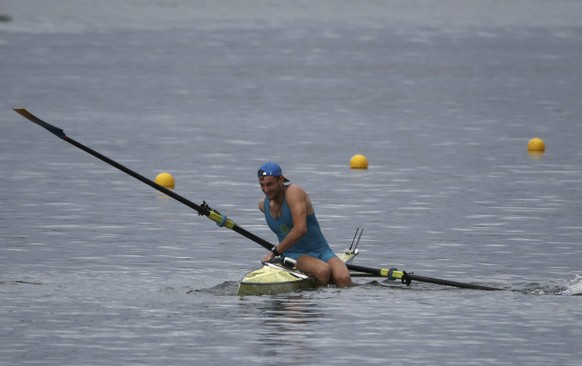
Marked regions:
[262,251,275,262]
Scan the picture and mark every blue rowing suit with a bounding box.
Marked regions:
[264,195,336,262]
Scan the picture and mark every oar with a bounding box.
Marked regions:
[346,263,500,291]
[13,108,279,254]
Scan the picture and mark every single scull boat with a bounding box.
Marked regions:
[237,229,363,296]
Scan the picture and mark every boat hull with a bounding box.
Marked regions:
[237,249,358,296]
[236,266,317,296]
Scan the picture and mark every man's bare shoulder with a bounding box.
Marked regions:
[285,184,307,196]
[285,184,309,206]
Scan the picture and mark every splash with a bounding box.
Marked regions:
[558,274,582,296]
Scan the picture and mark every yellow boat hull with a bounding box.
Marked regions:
[237,249,358,296]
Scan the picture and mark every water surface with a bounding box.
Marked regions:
[1,1,582,365]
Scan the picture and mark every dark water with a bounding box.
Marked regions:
[1,1,582,365]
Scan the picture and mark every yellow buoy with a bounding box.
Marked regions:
[350,154,369,169]
[155,172,175,189]
[528,137,545,152]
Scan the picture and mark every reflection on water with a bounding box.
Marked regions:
[528,151,545,160]
[241,294,324,363]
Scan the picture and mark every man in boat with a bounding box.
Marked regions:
[258,161,352,288]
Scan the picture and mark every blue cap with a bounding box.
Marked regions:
[258,161,290,182]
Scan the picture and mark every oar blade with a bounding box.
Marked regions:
[13,108,66,139]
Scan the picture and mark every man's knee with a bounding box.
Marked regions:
[329,260,352,288]
[314,266,332,285]
[334,271,352,288]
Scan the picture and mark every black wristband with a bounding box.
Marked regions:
[271,247,281,256]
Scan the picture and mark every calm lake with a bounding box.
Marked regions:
[1,1,581,365]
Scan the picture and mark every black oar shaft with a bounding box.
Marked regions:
[347,263,500,291]
[65,135,205,213]
[404,273,500,291]
[13,108,277,252]
[346,263,386,277]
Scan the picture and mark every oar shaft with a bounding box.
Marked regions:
[13,108,277,252]
[346,264,391,277]
[64,136,204,213]
[347,263,500,291]
[405,273,500,291]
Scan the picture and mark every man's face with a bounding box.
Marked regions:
[259,176,284,200]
